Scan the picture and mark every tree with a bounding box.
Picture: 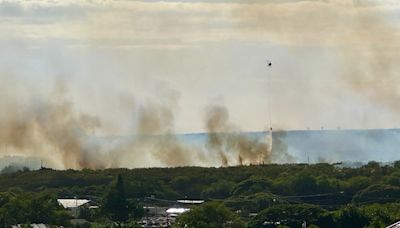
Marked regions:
[102,174,129,222]
[0,191,70,226]
[345,176,372,195]
[291,174,318,195]
[202,180,234,199]
[224,192,281,215]
[231,178,271,196]
[336,205,369,228]
[361,203,394,228]
[248,204,331,228]
[316,175,339,193]
[171,176,192,195]
[174,202,245,228]
[352,184,400,204]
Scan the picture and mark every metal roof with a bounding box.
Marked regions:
[166,208,190,214]
[387,221,400,228]
[57,199,90,208]
[177,199,204,204]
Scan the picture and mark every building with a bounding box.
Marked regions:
[387,221,400,228]
[177,199,204,205]
[57,198,91,217]
[12,224,49,228]
[166,207,190,218]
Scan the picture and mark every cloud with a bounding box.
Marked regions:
[1,0,399,48]
[0,0,90,21]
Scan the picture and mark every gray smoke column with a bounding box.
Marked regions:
[270,130,296,164]
[0,83,107,169]
[204,105,230,166]
[0,82,211,169]
[113,95,205,167]
[205,104,272,166]
[2,79,274,169]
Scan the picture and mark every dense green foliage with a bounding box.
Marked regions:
[102,174,130,221]
[175,202,245,228]
[248,204,331,228]
[1,162,400,227]
[0,190,70,226]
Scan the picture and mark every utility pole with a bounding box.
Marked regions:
[75,196,78,218]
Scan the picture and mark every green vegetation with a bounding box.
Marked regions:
[0,190,70,226]
[1,162,400,227]
[175,202,245,228]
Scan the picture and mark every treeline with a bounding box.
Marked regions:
[173,201,400,228]
[0,175,143,227]
[2,162,400,204]
[0,190,70,226]
[1,161,400,227]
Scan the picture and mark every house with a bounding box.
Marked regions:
[57,198,91,217]
[177,199,204,205]
[166,207,190,218]
[12,224,49,228]
[144,206,169,216]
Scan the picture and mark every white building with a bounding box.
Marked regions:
[387,221,400,228]
[177,199,204,205]
[166,208,190,217]
[57,198,91,217]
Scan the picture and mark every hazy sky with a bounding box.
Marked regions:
[1,0,400,134]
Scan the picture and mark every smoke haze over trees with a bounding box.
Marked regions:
[0,0,400,168]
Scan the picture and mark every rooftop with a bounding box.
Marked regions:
[57,199,90,208]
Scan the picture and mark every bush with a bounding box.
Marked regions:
[248,204,330,228]
[174,202,245,228]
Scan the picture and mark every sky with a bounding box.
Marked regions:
[1,0,400,135]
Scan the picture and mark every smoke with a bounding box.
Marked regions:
[270,130,296,163]
[112,93,208,168]
[339,7,400,114]
[0,83,108,169]
[0,80,217,169]
[0,83,205,169]
[204,105,230,166]
[2,78,271,169]
[231,1,400,115]
[205,104,272,166]
[1,1,399,168]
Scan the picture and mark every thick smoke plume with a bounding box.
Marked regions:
[205,105,272,166]
[0,84,208,169]
[1,1,399,168]
[111,95,208,168]
[0,85,107,169]
[0,86,278,169]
